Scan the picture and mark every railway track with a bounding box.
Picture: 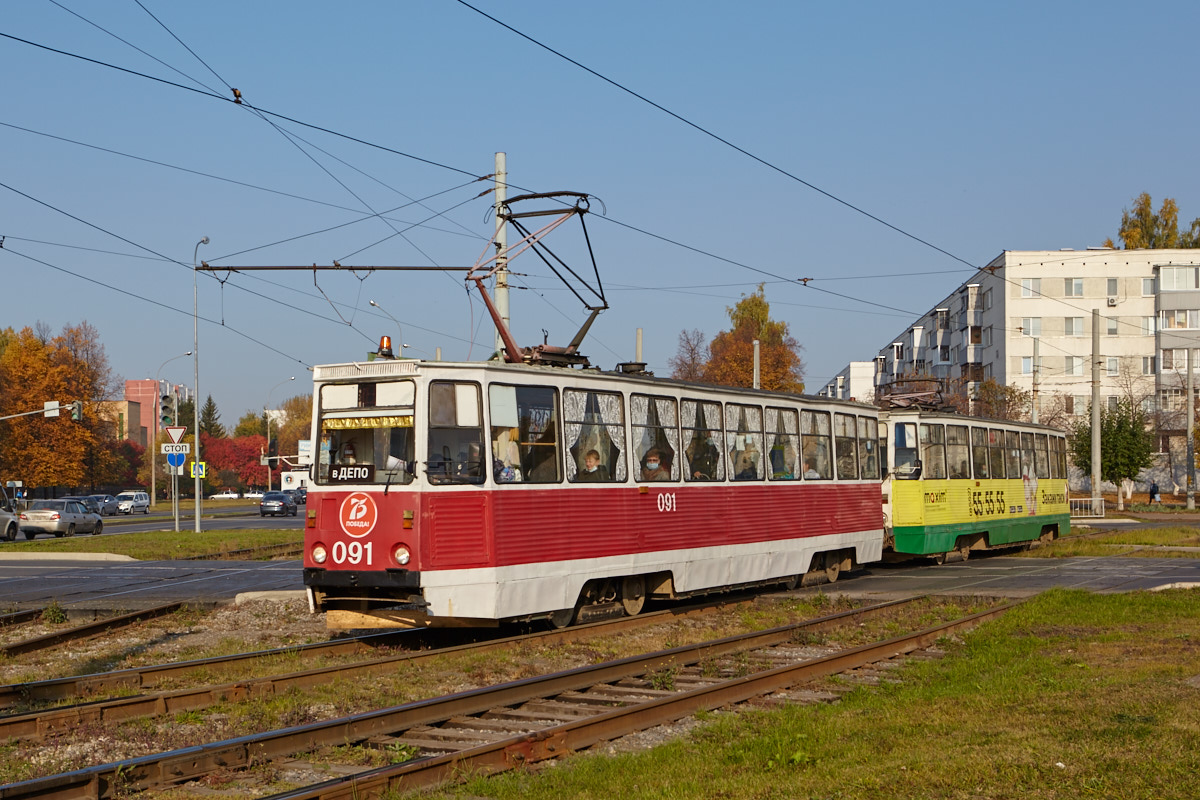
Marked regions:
[0,598,1013,800]
[0,603,186,659]
[0,595,781,739]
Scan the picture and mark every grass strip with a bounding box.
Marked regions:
[0,529,300,561]
[443,588,1200,800]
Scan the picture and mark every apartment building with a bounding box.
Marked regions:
[837,249,1200,424]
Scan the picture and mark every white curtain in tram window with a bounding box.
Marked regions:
[564,390,627,481]
[765,407,799,480]
[727,405,763,480]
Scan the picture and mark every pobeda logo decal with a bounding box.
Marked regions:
[339,492,378,538]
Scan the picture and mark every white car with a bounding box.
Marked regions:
[209,490,240,500]
[115,491,149,514]
[243,489,264,499]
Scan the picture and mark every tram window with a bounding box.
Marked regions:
[726,404,763,481]
[970,427,990,479]
[489,384,561,484]
[857,416,878,480]
[1034,434,1050,479]
[878,421,889,478]
[632,394,680,481]
[766,407,799,480]
[565,389,626,482]
[920,424,946,480]
[426,382,484,485]
[1020,432,1036,480]
[989,428,1006,479]
[946,425,969,479]
[801,410,832,480]
[318,379,417,486]
[893,422,919,479]
[682,399,724,481]
[1051,436,1066,479]
[834,413,859,480]
[1005,430,1021,479]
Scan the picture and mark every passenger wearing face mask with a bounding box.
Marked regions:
[640,449,671,481]
[576,449,611,482]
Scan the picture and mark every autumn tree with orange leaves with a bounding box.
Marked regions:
[0,322,124,491]
[669,286,805,393]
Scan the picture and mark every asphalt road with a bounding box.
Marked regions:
[1,515,1197,614]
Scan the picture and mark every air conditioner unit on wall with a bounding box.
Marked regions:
[1107,297,1118,307]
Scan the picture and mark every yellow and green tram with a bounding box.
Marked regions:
[880,410,1069,562]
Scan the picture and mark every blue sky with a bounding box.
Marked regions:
[4,1,1200,420]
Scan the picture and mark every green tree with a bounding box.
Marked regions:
[176,397,195,437]
[1069,398,1156,511]
[200,395,226,438]
[670,286,805,392]
[1104,192,1200,249]
[233,410,266,438]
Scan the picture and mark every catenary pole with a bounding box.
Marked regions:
[1091,308,1101,514]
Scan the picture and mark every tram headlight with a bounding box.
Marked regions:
[311,544,328,564]
[393,544,411,566]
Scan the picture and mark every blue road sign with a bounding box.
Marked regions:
[167,452,186,468]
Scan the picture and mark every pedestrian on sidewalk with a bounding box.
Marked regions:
[1150,482,1161,504]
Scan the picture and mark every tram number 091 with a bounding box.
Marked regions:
[970,489,1006,517]
[331,540,373,565]
[656,493,677,512]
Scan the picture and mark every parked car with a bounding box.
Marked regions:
[61,496,101,516]
[116,491,150,514]
[19,499,103,538]
[259,491,297,517]
[0,485,18,542]
[89,494,119,516]
[283,488,307,505]
[243,489,264,500]
[209,489,240,500]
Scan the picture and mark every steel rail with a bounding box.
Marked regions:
[0,609,42,628]
[266,601,1020,800]
[0,604,186,659]
[0,597,922,800]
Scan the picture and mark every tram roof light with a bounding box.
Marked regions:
[378,335,394,359]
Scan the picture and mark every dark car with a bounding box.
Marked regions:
[89,494,120,516]
[61,496,101,516]
[260,491,297,517]
[283,488,307,505]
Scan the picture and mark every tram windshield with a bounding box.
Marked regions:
[316,380,417,486]
[893,422,920,479]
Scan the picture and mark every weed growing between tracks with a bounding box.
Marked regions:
[441,588,1200,800]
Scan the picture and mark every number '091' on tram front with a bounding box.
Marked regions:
[303,359,884,629]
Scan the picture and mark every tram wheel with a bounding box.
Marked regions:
[823,553,841,584]
[931,552,947,566]
[548,608,575,629]
[958,543,971,561]
[621,575,646,616]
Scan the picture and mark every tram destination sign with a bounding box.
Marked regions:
[329,465,375,483]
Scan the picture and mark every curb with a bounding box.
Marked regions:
[0,552,136,562]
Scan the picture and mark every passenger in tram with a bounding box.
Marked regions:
[577,449,611,482]
[492,427,522,482]
[803,459,821,479]
[641,449,671,481]
[733,443,759,480]
[686,432,719,480]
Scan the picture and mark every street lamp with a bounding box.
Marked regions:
[265,376,295,491]
[369,300,406,355]
[193,236,208,533]
[152,350,192,509]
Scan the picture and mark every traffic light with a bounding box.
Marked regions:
[70,400,82,421]
[161,393,175,427]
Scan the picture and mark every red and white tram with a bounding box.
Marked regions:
[302,357,884,629]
